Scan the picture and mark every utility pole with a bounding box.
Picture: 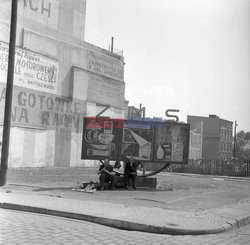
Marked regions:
[0,0,18,186]
[233,120,238,160]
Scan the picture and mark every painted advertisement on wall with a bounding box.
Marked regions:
[87,50,124,82]
[0,83,85,132]
[82,118,190,164]
[23,0,59,30]
[0,41,58,94]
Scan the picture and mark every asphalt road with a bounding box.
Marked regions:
[1,209,250,245]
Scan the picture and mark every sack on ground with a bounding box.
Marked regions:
[81,181,98,190]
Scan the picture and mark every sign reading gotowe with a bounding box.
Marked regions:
[0,41,58,94]
[0,83,85,132]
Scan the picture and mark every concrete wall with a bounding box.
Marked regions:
[0,0,127,167]
[0,0,86,46]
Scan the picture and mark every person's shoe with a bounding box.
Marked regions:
[132,185,137,189]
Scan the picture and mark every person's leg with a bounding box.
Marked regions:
[124,173,129,189]
[114,176,125,188]
[131,174,137,189]
[99,173,105,190]
[109,175,115,190]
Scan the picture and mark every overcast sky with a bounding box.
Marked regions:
[85,0,250,132]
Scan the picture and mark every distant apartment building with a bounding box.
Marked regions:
[187,115,233,160]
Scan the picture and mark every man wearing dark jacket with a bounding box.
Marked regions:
[124,157,138,189]
[98,158,115,190]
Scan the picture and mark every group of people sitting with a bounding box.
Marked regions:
[97,158,140,190]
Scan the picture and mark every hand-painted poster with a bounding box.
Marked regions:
[120,120,153,161]
[81,117,190,164]
[81,117,121,160]
[154,122,190,163]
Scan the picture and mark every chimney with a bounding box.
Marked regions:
[111,37,114,53]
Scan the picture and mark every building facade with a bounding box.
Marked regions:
[0,0,127,167]
[187,115,233,160]
[188,121,203,160]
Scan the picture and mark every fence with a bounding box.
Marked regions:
[144,159,250,177]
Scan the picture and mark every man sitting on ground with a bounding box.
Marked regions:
[97,158,115,190]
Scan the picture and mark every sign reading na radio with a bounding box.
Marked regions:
[0,41,58,94]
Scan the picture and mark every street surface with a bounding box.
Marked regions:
[1,209,250,245]
[1,167,250,244]
[5,168,250,212]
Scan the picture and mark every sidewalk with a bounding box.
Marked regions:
[1,186,250,235]
[167,172,250,182]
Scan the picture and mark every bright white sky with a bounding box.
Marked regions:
[85,0,250,132]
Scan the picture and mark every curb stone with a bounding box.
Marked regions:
[0,202,245,235]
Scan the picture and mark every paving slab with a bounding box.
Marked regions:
[1,191,250,235]
[2,168,250,235]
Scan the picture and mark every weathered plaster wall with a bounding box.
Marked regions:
[0,0,86,45]
[0,0,126,167]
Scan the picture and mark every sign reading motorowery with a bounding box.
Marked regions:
[0,41,58,94]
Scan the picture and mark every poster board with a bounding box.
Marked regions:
[153,122,190,164]
[81,117,121,160]
[81,117,190,164]
[119,120,154,161]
